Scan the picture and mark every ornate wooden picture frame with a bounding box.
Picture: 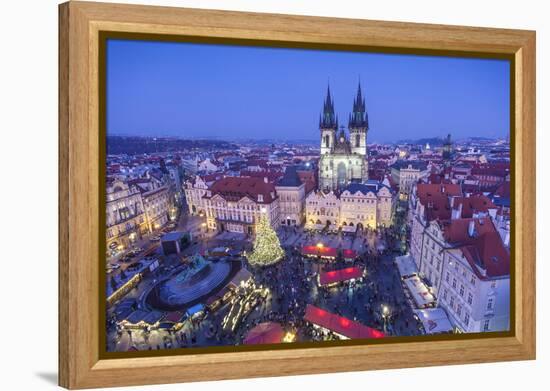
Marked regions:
[59,1,535,389]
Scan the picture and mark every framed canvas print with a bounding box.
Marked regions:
[58,1,536,389]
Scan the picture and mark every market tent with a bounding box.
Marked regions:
[243,322,285,345]
[403,275,436,308]
[124,310,149,325]
[301,245,338,259]
[142,310,164,325]
[303,304,385,339]
[342,249,357,260]
[319,266,364,286]
[186,303,205,317]
[394,254,418,278]
[414,308,453,334]
[164,311,185,323]
[229,268,253,288]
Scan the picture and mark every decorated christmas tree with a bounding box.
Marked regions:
[247,213,284,267]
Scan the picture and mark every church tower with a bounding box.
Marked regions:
[442,133,453,165]
[348,81,368,156]
[319,85,338,155]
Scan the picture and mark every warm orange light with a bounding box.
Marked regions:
[316,242,324,249]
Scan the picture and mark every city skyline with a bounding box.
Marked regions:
[107,39,510,143]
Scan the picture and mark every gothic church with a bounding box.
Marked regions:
[318,83,369,191]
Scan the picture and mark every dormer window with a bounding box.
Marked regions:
[258,194,263,202]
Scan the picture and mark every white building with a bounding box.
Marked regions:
[183,174,218,216]
[203,176,280,235]
[105,179,147,251]
[420,218,510,333]
[390,160,429,200]
[408,182,510,333]
[141,186,171,233]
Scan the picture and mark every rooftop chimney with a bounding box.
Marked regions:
[468,220,476,237]
[452,202,463,220]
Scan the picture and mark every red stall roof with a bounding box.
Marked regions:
[319,267,364,285]
[342,249,357,259]
[303,304,385,339]
[301,246,357,259]
[302,245,337,258]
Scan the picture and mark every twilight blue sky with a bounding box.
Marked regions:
[106,39,510,143]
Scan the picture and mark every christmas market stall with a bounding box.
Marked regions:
[303,304,385,340]
[186,303,205,319]
[157,311,187,331]
[119,309,165,330]
[394,254,418,279]
[301,245,337,260]
[403,275,436,309]
[342,249,358,262]
[413,308,453,334]
[318,266,365,287]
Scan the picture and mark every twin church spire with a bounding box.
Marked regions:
[319,81,369,131]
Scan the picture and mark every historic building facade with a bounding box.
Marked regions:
[408,183,510,332]
[106,179,148,252]
[318,84,369,192]
[202,176,280,235]
[305,180,395,231]
[390,160,429,201]
[275,166,307,227]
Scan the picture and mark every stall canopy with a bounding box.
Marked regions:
[164,311,186,323]
[301,246,357,260]
[125,310,149,325]
[229,268,253,288]
[302,245,337,258]
[394,254,418,278]
[403,275,436,308]
[142,310,164,325]
[319,266,364,286]
[186,303,205,317]
[303,304,385,339]
[243,322,285,345]
[414,308,453,334]
[342,249,357,260]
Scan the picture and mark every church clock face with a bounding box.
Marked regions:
[339,135,345,143]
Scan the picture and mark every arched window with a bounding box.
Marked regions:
[355,134,361,147]
[324,134,330,148]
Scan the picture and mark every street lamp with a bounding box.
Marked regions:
[382,304,390,333]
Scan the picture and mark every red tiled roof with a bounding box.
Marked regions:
[417,183,462,221]
[304,305,385,339]
[240,170,283,182]
[493,181,511,198]
[296,170,316,194]
[471,166,509,177]
[207,176,277,204]
[452,195,497,218]
[200,173,224,183]
[319,267,363,285]
[440,217,510,279]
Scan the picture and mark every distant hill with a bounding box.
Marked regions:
[107,136,236,155]
[395,137,446,146]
